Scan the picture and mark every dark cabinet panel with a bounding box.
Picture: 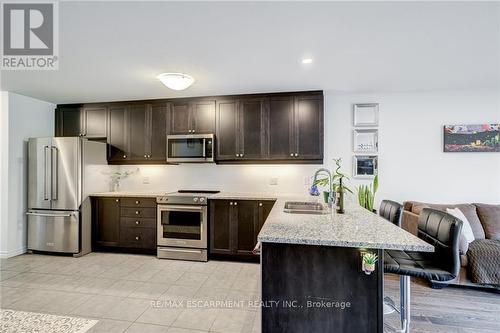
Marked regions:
[92,196,157,251]
[294,95,323,160]
[128,104,148,161]
[149,104,168,162]
[216,100,239,160]
[268,97,294,160]
[82,107,107,138]
[209,199,275,259]
[108,106,129,162]
[93,197,120,247]
[235,201,259,255]
[239,98,267,159]
[210,200,233,255]
[55,107,82,137]
[169,102,191,134]
[192,100,215,134]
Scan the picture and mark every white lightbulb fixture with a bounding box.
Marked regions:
[301,58,313,64]
[157,73,195,90]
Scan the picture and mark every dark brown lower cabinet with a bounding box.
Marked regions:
[92,197,157,252]
[209,199,275,260]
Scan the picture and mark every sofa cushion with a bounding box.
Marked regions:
[410,202,485,240]
[446,208,475,254]
[474,203,500,240]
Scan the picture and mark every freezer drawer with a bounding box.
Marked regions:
[27,210,80,253]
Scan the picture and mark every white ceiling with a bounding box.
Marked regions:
[1,1,499,104]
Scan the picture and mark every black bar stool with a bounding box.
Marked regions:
[383,208,463,332]
[379,200,403,227]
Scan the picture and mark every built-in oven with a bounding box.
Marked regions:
[166,134,214,163]
[157,191,215,261]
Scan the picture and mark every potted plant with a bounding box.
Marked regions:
[357,174,378,212]
[311,158,353,205]
[362,252,378,275]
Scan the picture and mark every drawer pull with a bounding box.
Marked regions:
[135,236,139,240]
[135,200,140,204]
[135,211,140,215]
[135,221,140,225]
[115,199,119,202]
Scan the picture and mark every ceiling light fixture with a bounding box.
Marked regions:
[157,73,195,91]
[301,58,313,64]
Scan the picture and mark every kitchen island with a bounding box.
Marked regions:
[257,198,433,333]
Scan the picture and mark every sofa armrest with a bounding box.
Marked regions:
[402,210,419,236]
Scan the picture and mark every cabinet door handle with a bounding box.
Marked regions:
[230,202,233,206]
[234,202,238,206]
[123,155,127,159]
[240,153,244,157]
[144,154,147,158]
[290,153,294,157]
[135,221,140,225]
[135,211,140,215]
[259,203,263,207]
[135,200,140,204]
[135,236,139,240]
[294,153,298,157]
[235,154,239,157]
[115,199,119,202]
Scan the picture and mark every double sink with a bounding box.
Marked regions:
[283,201,329,215]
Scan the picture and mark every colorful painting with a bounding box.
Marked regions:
[444,124,499,152]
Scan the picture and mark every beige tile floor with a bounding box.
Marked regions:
[1,253,499,333]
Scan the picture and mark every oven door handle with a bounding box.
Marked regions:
[158,205,204,212]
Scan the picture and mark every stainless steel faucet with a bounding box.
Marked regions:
[311,168,334,206]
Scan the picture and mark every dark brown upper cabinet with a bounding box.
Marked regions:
[55,106,107,138]
[107,105,129,162]
[294,95,323,160]
[216,98,267,161]
[149,103,168,162]
[267,93,323,161]
[82,106,107,138]
[169,99,215,134]
[55,107,82,137]
[56,90,323,165]
[108,103,168,164]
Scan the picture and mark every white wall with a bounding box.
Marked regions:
[0,92,55,258]
[116,89,500,204]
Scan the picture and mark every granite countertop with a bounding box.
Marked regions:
[257,197,434,252]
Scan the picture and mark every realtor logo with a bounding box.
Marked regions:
[1,1,59,69]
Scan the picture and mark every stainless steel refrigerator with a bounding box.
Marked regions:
[27,137,108,256]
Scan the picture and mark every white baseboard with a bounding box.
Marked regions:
[0,247,27,258]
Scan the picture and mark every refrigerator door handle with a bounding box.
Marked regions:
[26,211,75,217]
[44,146,51,201]
[51,146,58,200]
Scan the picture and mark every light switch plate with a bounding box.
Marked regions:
[269,177,278,185]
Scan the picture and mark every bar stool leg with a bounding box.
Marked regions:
[400,275,410,333]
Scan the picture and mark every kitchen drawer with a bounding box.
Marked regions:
[120,207,156,218]
[120,227,156,249]
[121,217,156,229]
[121,197,156,208]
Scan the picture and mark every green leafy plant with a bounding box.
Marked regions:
[362,252,379,265]
[357,174,379,212]
[314,158,353,194]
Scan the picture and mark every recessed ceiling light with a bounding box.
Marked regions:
[157,73,195,91]
[301,58,313,64]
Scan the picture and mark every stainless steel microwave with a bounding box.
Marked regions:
[166,134,214,163]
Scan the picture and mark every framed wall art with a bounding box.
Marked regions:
[353,155,378,178]
[353,103,379,127]
[353,129,378,153]
[444,124,499,152]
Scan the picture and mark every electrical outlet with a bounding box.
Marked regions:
[142,177,150,184]
[269,177,278,185]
